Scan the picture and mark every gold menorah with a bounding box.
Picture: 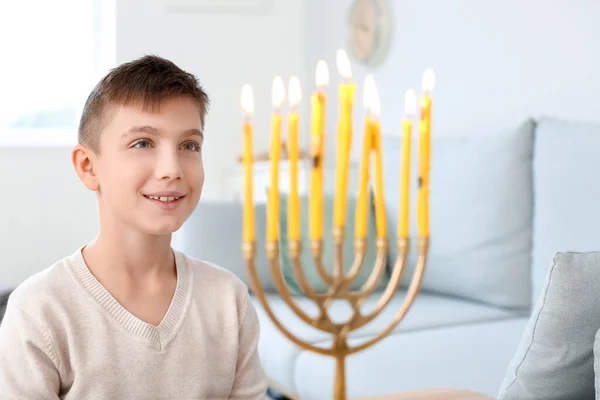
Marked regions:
[243,232,428,400]
[239,56,434,399]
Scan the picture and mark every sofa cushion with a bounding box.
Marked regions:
[293,317,527,399]
[532,116,600,303]
[382,119,535,310]
[498,252,600,399]
[279,192,384,295]
[253,290,522,396]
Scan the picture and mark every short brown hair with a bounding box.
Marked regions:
[78,55,209,152]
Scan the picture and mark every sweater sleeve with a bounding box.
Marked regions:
[229,292,268,399]
[0,300,61,399]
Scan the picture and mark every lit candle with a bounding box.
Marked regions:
[418,68,435,238]
[333,49,357,229]
[310,61,329,241]
[355,75,375,239]
[399,89,416,238]
[371,80,387,239]
[241,84,255,242]
[288,76,302,241]
[267,76,286,242]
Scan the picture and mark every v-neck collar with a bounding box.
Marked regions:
[67,247,192,350]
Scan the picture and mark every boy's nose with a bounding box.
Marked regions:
[155,150,183,181]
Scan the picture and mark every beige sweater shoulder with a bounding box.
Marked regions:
[0,247,268,399]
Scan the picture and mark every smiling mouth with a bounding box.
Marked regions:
[143,195,186,203]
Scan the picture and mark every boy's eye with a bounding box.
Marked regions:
[182,141,201,152]
[132,140,152,149]
[130,139,200,151]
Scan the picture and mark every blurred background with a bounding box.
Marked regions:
[1,1,600,398]
[1,0,598,284]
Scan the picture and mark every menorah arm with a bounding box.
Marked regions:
[348,237,388,301]
[243,241,333,356]
[267,241,337,333]
[311,240,334,285]
[289,241,331,320]
[339,238,367,289]
[349,238,411,330]
[348,238,428,354]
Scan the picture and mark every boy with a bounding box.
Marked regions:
[0,55,268,399]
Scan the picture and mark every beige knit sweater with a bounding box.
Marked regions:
[0,248,268,399]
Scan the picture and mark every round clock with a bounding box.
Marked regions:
[347,0,393,67]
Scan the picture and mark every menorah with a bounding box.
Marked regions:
[240,50,434,400]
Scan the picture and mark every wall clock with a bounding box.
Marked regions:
[348,0,393,67]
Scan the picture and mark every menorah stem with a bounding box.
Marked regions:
[332,326,351,400]
[334,353,347,400]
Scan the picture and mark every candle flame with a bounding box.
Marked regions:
[240,84,254,117]
[363,74,376,111]
[272,76,285,108]
[288,76,302,107]
[336,49,352,79]
[404,89,416,116]
[422,68,435,93]
[316,60,329,88]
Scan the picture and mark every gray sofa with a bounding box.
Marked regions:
[179,116,600,399]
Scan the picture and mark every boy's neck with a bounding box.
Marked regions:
[84,230,175,280]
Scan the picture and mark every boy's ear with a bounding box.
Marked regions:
[72,144,100,191]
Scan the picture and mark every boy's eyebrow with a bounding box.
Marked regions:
[182,128,204,139]
[122,126,203,139]
[122,125,160,138]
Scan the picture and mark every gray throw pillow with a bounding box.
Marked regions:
[0,286,13,324]
[593,330,600,396]
[382,119,535,310]
[532,117,600,304]
[497,252,600,399]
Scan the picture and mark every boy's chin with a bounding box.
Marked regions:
[141,221,184,236]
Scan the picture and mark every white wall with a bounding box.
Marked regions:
[305,0,600,159]
[0,147,99,285]
[0,0,307,285]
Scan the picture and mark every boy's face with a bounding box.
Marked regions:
[86,96,205,236]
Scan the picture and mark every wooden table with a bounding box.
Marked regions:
[355,388,495,400]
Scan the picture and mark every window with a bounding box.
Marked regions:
[0,0,115,145]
